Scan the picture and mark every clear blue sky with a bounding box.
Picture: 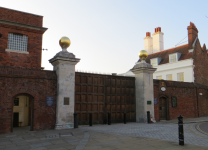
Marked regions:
[1,0,208,74]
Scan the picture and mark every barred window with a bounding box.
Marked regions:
[7,33,28,52]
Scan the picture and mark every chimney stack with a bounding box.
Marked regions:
[152,27,164,53]
[187,22,198,49]
[144,32,153,54]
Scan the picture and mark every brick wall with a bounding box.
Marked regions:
[154,80,208,121]
[0,26,43,69]
[192,39,208,86]
[186,22,208,86]
[0,7,46,69]
[0,66,57,133]
[0,7,43,27]
[197,88,208,117]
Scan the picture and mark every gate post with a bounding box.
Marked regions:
[147,111,151,123]
[131,50,157,123]
[74,113,78,128]
[124,112,126,124]
[108,112,111,125]
[49,37,80,130]
[178,115,184,145]
[89,113,92,126]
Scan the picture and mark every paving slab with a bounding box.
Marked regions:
[0,118,208,150]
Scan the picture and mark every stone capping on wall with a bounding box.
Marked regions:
[0,19,47,32]
[5,49,29,54]
[153,79,208,89]
[0,66,57,79]
[75,71,136,78]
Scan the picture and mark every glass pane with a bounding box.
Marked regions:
[7,33,28,52]
[172,97,177,107]
[170,55,176,63]
[157,76,162,80]
[167,74,172,80]
[178,73,184,82]
[151,59,157,67]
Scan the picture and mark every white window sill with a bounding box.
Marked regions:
[5,49,29,54]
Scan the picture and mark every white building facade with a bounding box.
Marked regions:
[120,26,195,83]
[151,58,194,82]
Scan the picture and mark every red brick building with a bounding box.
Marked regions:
[154,80,208,121]
[0,7,57,133]
[151,23,208,121]
[0,7,208,134]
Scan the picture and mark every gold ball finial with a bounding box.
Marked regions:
[139,50,148,60]
[59,36,71,49]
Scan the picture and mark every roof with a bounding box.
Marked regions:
[138,44,192,65]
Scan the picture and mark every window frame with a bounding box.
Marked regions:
[166,74,172,81]
[171,96,177,107]
[177,72,184,82]
[169,53,177,63]
[6,33,29,54]
[150,58,158,67]
[169,53,181,63]
[157,76,162,80]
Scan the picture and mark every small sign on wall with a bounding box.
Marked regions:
[154,98,157,105]
[64,97,70,105]
[46,97,54,106]
[147,101,152,105]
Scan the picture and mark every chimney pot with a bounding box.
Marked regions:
[146,32,151,37]
[158,27,161,32]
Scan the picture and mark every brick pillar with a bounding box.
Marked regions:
[131,50,156,123]
[49,37,80,130]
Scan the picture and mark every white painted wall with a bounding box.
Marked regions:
[13,96,29,126]
[153,59,194,82]
[119,59,194,82]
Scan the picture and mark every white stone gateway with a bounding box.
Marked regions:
[131,50,156,123]
[49,37,80,129]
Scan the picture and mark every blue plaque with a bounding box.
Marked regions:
[46,97,54,106]
[154,98,157,105]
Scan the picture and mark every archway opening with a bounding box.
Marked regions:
[12,94,33,132]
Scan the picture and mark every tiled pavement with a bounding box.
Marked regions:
[0,117,208,150]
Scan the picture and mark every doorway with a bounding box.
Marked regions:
[159,97,167,120]
[12,94,33,132]
[13,112,19,127]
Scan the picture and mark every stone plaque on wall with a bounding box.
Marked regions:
[64,97,70,105]
[46,97,54,106]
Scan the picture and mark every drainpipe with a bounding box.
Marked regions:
[196,87,199,117]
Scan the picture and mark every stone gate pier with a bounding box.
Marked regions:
[49,37,80,129]
[131,50,157,123]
